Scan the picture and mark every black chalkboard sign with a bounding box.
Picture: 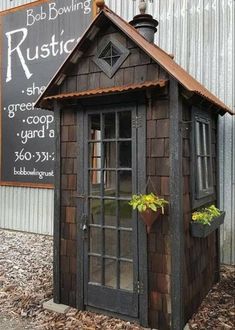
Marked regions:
[1,0,93,185]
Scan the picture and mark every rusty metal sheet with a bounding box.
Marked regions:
[44,80,167,102]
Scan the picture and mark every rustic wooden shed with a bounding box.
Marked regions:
[36,3,233,329]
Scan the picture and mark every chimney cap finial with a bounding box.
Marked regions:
[139,0,147,15]
[96,0,105,10]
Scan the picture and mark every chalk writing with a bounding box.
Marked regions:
[1,0,92,184]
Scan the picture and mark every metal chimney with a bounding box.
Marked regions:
[129,0,158,43]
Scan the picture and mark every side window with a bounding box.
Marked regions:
[192,108,215,208]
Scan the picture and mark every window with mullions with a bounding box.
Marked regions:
[93,36,130,78]
[192,109,214,208]
[99,42,121,67]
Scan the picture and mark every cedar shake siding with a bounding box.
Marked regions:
[147,95,171,330]
[183,104,218,322]
[60,109,78,307]
[59,25,166,95]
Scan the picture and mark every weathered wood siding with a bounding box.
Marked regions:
[60,25,166,94]
[147,95,171,330]
[60,109,78,307]
[182,104,218,322]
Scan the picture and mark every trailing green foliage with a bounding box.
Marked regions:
[192,204,221,226]
[129,193,168,213]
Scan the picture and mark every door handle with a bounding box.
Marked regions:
[81,214,88,235]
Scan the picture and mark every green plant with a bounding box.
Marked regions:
[192,204,221,225]
[129,193,168,213]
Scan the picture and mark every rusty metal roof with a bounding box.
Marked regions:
[103,7,232,114]
[36,6,233,115]
[44,80,167,103]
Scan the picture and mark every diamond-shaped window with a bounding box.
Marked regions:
[94,37,130,78]
[99,42,122,67]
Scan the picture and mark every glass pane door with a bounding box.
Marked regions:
[84,108,138,317]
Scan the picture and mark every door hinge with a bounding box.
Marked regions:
[132,116,143,128]
[134,281,144,294]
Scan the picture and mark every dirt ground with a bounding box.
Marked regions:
[0,315,29,329]
[0,229,234,329]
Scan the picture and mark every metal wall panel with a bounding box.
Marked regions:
[0,0,37,11]
[106,0,235,265]
[0,0,234,263]
[0,186,53,235]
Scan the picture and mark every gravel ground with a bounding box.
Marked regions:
[0,229,234,330]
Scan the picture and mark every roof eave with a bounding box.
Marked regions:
[38,80,168,111]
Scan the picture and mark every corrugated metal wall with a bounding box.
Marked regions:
[0,0,234,263]
[0,0,37,11]
[0,186,53,235]
[0,0,54,236]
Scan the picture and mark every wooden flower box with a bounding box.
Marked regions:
[190,211,225,238]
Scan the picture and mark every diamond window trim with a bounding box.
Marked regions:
[99,42,122,67]
[93,36,130,78]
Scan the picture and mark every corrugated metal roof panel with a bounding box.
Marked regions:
[44,80,168,103]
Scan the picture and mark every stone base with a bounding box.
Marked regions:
[43,298,70,314]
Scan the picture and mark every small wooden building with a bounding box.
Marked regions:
[36,3,232,329]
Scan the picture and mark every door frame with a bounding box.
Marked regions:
[76,101,148,326]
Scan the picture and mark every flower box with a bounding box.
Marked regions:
[190,211,225,238]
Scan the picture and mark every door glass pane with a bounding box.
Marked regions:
[104,199,116,226]
[119,111,131,138]
[90,199,101,225]
[90,227,102,254]
[119,141,131,168]
[88,109,135,296]
[104,170,116,196]
[120,261,133,291]
[105,229,117,257]
[89,142,101,169]
[89,256,102,284]
[89,170,101,196]
[104,113,116,139]
[89,114,101,140]
[118,171,132,197]
[120,231,132,259]
[105,259,117,288]
[104,142,116,168]
[119,200,132,228]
